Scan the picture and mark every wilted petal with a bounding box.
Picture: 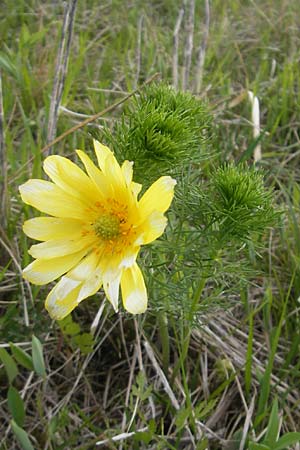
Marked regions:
[45,252,102,320]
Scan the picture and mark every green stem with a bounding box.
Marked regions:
[183,275,207,361]
[171,276,207,382]
[158,310,170,374]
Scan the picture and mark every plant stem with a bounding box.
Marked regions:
[158,310,170,374]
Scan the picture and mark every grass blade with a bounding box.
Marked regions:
[0,348,18,384]
[11,420,34,450]
[31,335,46,378]
[8,386,25,427]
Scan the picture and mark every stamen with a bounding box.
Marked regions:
[93,214,120,240]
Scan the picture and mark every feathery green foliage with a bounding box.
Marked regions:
[105,83,214,184]
[211,163,278,242]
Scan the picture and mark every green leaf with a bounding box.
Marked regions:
[263,397,279,446]
[73,333,94,354]
[31,335,46,378]
[11,420,34,450]
[134,429,153,445]
[140,385,153,402]
[8,386,25,427]
[58,315,80,336]
[236,130,266,164]
[245,306,254,396]
[256,310,287,423]
[195,398,218,420]
[273,432,300,450]
[133,419,155,444]
[148,418,156,434]
[9,343,34,371]
[229,429,245,450]
[292,183,300,208]
[175,406,191,431]
[64,321,81,336]
[0,348,19,384]
[0,53,17,78]
[196,439,209,450]
[248,443,270,450]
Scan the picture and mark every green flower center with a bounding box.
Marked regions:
[93,214,120,240]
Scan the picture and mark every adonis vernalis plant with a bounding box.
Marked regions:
[19,140,176,320]
[104,83,214,185]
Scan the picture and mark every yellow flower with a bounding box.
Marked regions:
[19,140,176,320]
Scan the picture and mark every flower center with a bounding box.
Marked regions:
[93,213,120,240]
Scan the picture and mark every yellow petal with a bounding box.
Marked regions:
[68,251,100,280]
[76,150,111,198]
[19,180,87,219]
[131,181,142,198]
[99,246,139,281]
[118,247,139,269]
[43,155,98,203]
[23,249,87,285]
[93,140,131,202]
[28,234,94,259]
[121,263,147,314]
[93,140,117,174]
[137,211,168,245]
[45,252,102,320]
[120,157,142,199]
[78,266,103,301]
[46,281,82,320]
[23,217,83,241]
[138,176,176,217]
[103,270,121,312]
[121,160,133,186]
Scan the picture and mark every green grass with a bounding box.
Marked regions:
[1,0,300,449]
